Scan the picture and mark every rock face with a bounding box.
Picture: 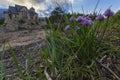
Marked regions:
[0,29,46,79]
[3,19,42,31]
[4,4,38,24]
[2,4,40,32]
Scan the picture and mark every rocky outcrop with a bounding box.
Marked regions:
[3,19,43,31]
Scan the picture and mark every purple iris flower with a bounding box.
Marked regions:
[76,16,84,22]
[104,9,114,17]
[65,25,70,31]
[69,16,75,22]
[96,14,104,21]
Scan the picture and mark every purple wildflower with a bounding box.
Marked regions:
[96,14,104,21]
[76,16,84,22]
[85,16,91,20]
[65,25,70,31]
[76,16,93,26]
[104,9,114,17]
[87,13,94,18]
[81,19,93,26]
[69,16,75,22]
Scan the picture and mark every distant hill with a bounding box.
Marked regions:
[0,9,7,19]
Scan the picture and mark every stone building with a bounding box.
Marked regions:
[4,4,38,23]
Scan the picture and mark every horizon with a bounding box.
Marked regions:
[0,0,120,16]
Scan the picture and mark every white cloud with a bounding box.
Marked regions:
[69,0,73,4]
[0,0,71,9]
[0,0,73,16]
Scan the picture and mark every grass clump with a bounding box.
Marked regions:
[39,9,120,80]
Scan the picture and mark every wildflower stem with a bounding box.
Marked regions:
[101,17,109,41]
[93,0,100,13]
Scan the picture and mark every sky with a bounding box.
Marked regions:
[72,0,120,13]
[0,0,120,16]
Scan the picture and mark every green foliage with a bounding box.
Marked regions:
[0,19,4,25]
[0,61,7,79]
[112,10,120,22]
[39,14,119,80]
[51,7,64,16]
[108,10,120,28]
[9,45,24,79]
[49,7,65,23]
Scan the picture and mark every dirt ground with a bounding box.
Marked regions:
[0,29,46,79]
[0,29,45,50]
[0,27,120,80]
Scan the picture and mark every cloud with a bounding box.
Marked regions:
[0,0,71,11]
[0,0,73,16]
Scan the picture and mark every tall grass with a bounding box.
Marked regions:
[39,12,119,80]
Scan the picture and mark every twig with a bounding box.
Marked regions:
[99,62,120,80]
[90,74,95,80]
[99,55,107,63]
[44,67,53,80]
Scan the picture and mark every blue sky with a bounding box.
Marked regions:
[72,0,120,13]
[0,0,120,14]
